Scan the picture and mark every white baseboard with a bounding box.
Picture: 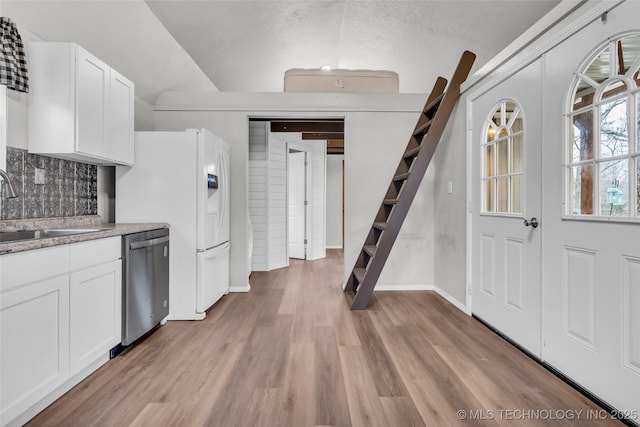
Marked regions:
[365,283,468,313]
[326,245,343,249]
[229,284,251,293]
[342,281,468,314]
[433,286,468,314]
[168,312,206,321]
[374,284,434,291]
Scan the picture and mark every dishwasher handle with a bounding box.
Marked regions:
[129,235,170,250]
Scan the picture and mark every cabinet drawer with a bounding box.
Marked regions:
[70,237,121,271]
[0,245,69,292]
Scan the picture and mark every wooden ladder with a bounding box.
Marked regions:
[344,50,476,310]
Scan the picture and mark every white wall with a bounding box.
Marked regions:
[432,102,467,302]
[152,91,432,291]
[326,155,344,248]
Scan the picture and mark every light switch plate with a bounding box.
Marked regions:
[447,181,453,194]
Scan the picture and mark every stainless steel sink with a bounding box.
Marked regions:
[0,228,109,243]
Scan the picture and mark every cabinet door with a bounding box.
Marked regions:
[109,69,134,165]
[69,260,122,376]
[76,46,109,158]
[1,275,70,423]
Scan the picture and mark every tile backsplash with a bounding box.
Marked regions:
[1,147,97,220]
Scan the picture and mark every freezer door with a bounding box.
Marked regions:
[196,129,231,250]
[196,242,230,313]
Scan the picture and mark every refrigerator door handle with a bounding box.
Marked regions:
[219,152,227,230]
[130,235,170,250]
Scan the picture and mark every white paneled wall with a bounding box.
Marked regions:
[268,134,288,269]
[248,121,268,271]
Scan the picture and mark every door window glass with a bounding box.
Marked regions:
[481,99,524,214]
[566,34,640,219]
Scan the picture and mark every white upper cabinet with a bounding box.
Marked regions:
[109,69,135,164]
[28,42,134,165]
[75,47,109,159]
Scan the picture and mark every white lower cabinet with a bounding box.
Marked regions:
[0,237,122,426]
[70,260,122,376]
[0,274,70,424]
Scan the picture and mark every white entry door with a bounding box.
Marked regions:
[470,59,543,357]
[540,12,640,415]
[288,151,306,259]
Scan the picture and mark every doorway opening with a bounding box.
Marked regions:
[288,148,308,260]
[247,118,344,272]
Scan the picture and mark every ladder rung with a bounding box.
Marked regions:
[413,118,433,137]
[383,198,398,205]
[423,94,443,115]
[393,172,409,182]
[403,146,420,159]
[353,268,366,284]
[363,245,377,256]
[373,222,387,231]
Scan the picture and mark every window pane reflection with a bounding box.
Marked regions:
[485,145,494,177]
[497,178,508,213]
[599,159,628,216]
[569,165,594,215]
[600,98,628,158]
[511,134,523,173]
[619,35,640,74]
[571,112,593,162]
[497,140,508,175]
[573,81,596,111]
[484,180,495,212]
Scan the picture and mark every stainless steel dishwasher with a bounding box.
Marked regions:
[122,228,170,346]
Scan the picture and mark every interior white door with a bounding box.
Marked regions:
[470,59,543,357]
[288,150,306,259]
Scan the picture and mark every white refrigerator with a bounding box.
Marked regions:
[116,128,230,320]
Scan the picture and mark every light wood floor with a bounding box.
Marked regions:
[27,249,621,426]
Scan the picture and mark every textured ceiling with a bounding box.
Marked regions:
[3,0,561,97]
[145,0,561,93]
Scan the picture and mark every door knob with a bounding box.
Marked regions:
[524,217,539,228]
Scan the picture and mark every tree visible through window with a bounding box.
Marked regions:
[481,100,523,214]
[567,34,640,218]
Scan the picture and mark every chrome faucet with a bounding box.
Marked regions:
[0,169,18,199]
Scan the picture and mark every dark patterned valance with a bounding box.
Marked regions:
[0,17,29,93]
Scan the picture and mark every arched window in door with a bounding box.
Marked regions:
[567,33,640,219]
[481,99,524,214]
